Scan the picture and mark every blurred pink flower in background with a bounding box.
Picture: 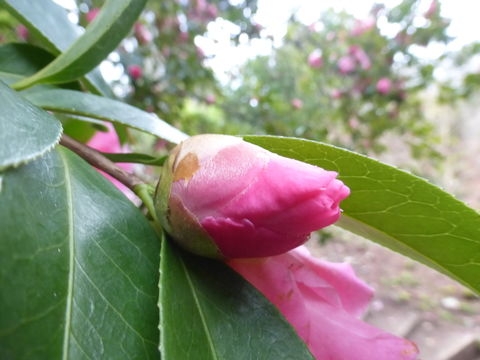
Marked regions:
[178,31,189,43]
[134,23,153,45]
[205,94,216,104]
[196,46,205,59]
[425,0,438,18]
[229,246,419,360]
[351,18,376,37]
[349,117,360,129]
[331,89,343,99]
[86,8,100,23]
[308,49,323,68]
[291,98,303,109]
[338,55,356,74]
[189,0,218,22]
[87,124,135,200]
[16,24,29,41]
[206,3,218,19]
[376,77,392,94]
[349,45,371,70]
[127,64,143,80]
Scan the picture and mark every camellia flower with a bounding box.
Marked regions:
[308,49,323,68]
[134,23,153,45]
[155,134,350,259]
[291,98,303,109]
[229,246,419,359]
[376,77,392,94]
[331,89,343,99]
[127,64,143,80]
[424,0,438,18]
[337,55,356,74]
[205,94,216,105]
[351,18,376,37]
[16,24,29,41]
[86,8,100,23]
[349,45,371,70]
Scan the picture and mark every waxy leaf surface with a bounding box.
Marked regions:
[26,89,188,144]
[0,80,62,170]
[159,239,314,360]
[0,148,160,359]
[245,135,480,294]
[1,0,110,95]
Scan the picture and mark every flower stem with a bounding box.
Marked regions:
[60,134,143,191]
[59,134,161,222]
[133,183,158,223]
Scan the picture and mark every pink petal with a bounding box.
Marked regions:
[229,247,419,359]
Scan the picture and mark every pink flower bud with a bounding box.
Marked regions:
[308,49,323,68]
[291,98,303,109]
[229,246,419,359]
[16,24,29,41]
[338,55,356,74]
[376,77,392,94]
[86,8,100,23]
[155,135,350,259]
[134,23,153,45]
[127,65,143,80]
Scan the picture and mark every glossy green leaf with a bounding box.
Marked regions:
[1,0,110,95]
[159,238,314,360]
[0,43,81,91]
[0,43,56,86]
[10,0,146,90]
[244,135,480,294]
[0,80,62,170]
[0,43,54,77]
[102,152,167,166]
[25,89,189,144]
[0,147,160,359]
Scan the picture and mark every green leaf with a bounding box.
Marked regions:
[0,80,62,170]
[102,152,167,166]
[0,43,54,77]
[10,0,146,90]
[0,43,81,91]
[25,88,189,144]
[159,238,314,360]
[244,135,480,294]
[1,0,110,96]
[0,147,160,359]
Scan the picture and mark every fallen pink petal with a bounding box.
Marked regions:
[229,246,419,360]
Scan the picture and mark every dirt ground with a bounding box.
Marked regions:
[307,229,480,326]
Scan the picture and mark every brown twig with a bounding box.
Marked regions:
[59,134,143,190]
